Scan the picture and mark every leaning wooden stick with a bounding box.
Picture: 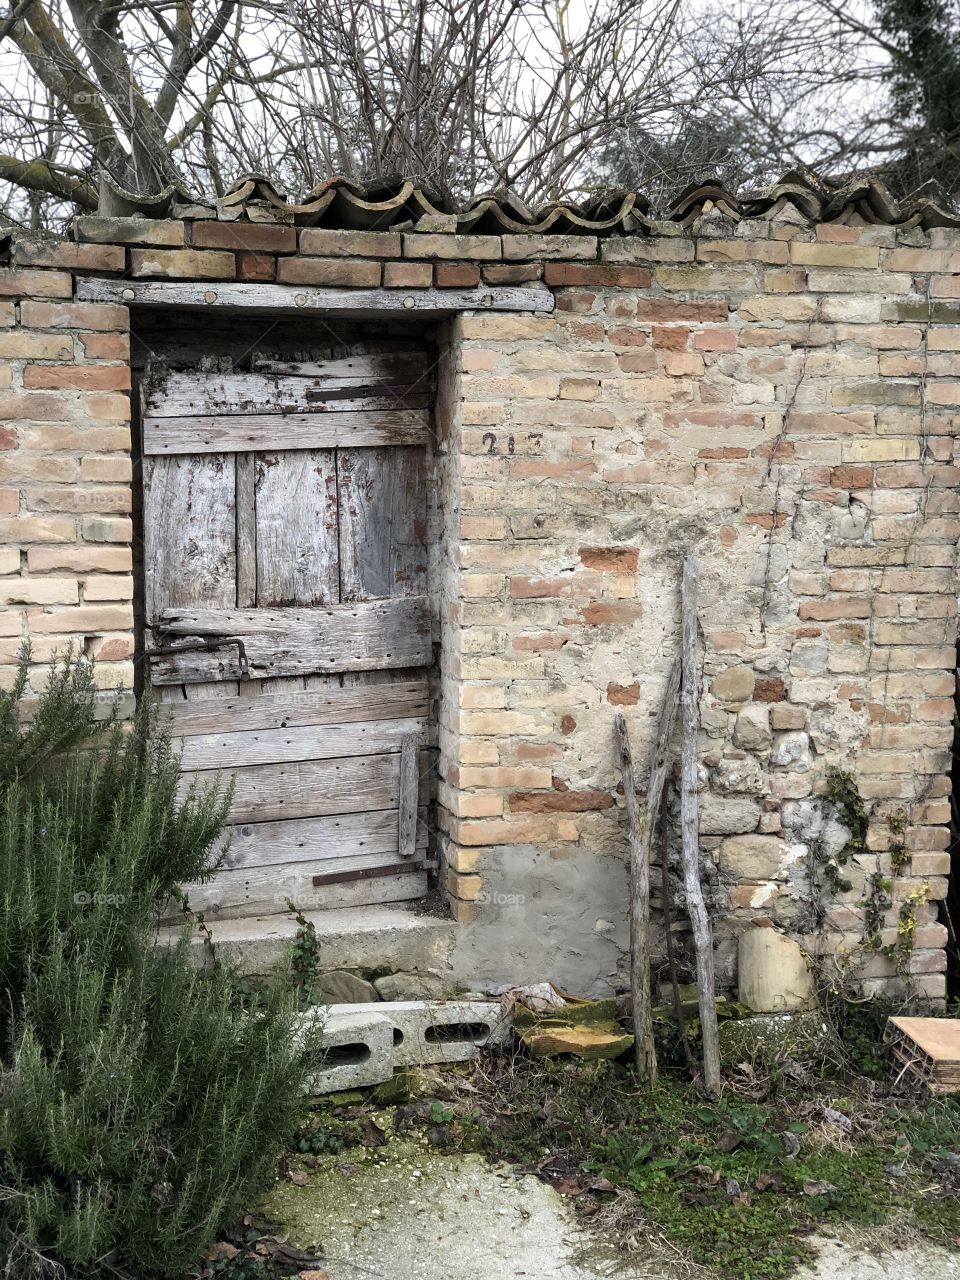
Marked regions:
[679,554,721,1096]
[614,654,681,1086]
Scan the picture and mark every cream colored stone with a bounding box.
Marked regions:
[738,929,816,1013]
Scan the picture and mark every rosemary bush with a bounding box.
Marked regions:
[0,651,319,1278]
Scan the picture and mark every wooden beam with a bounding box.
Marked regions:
[76,278,556,316]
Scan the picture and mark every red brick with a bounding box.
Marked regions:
[0,392,70,421]
[607,682,640,705]
[830,465,873,488]
[192,221,296,252]
[276,257,381,287]
[80,332,130,360]
[693,328,736,351]
[0,269,72,298]
[577,602,641,625]
[23,364,130,391]
[556,291,596,313]
[578,546,639,572]
[652,325,690,349]
[0,427,16,450]
[482,264,542,284]
[21,301,129,331]
[237,252,276,282]
[545,263,651,287]
[509,789,614,812]
[754,677,787,702]
[384,261,432,288]
[435,262,482,287]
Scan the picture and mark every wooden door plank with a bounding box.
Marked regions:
[255,451,339,606]
[222,806,428,870]
[254,352,429,382]
[149,369,429,417]
[178,715,430,770]
[398,733,420,858]
[337,446,428,601]
[171,866,429,919]
[235,453,257,607]
[153,597,432,679]
[143,454,236,623]
[143,409,430,455]
[181,748,432,823]
[159,678,430,736]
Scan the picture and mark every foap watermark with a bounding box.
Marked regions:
[477,889,525,907]
[73,891,126,907]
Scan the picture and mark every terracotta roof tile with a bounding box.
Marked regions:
[96,169,960,232]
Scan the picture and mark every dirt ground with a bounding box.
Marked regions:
[263,1130,960,1280]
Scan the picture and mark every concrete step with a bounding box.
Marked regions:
[157,902,457,982]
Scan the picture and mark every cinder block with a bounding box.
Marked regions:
[305,1008,394,1094]
[336,1000,510,1066]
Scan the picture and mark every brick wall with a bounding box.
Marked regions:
[1,206,957,997]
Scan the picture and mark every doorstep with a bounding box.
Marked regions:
[156,902,458,980]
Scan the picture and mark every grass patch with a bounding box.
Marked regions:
[441,1051,960,1278]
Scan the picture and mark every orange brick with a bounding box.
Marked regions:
[277,257,381,287]
[21,301,129,331]
[0,269,72,298]
[23,364,130,391]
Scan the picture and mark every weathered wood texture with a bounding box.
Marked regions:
[222,806,429,870]
[679,555,721,1097]
[615,656,680,1090]
[79,277,555,315]
[147,364,430,416]
[143,409,430,454]
[398,733,421,859]
[152,598,431,681]
[181,748,432,824]
[178,715,429,770]
[143,454,236,620]
[141,346,435,913]
[159,679,429,736]
[338,447,427,600]
[171,866,429,919]
[255,451,339,605]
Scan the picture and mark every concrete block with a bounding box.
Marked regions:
[334,1000,511,1066]
[305,1008,394,1094]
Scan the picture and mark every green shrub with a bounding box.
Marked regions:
[0,651,320,1279]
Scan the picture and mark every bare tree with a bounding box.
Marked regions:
[0,0,754,226]
[0,0,955,229]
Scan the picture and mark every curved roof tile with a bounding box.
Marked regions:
[99,169,960,232]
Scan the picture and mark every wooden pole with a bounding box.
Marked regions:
[679,555,721,1096]
[614,654,681,1087]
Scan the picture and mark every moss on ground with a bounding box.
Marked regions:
[445,1054,960,1279]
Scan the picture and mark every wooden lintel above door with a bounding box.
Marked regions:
[77,278,555,317]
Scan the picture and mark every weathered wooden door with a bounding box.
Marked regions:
[140,348,435,918]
